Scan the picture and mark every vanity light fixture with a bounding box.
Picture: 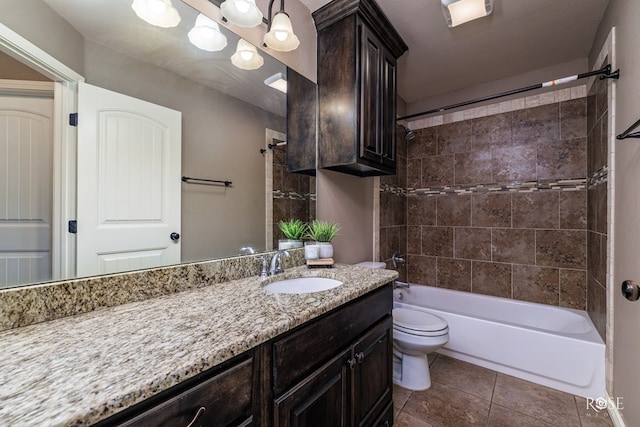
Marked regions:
[188,13,228,51]
[231,38,264,70]
[220,0,263,28]
[441,0,493,27]
[264,72,287,93]
[131,0,181,28]
[263,0,300,52]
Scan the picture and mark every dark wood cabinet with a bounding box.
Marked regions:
[273,348,351,426]
[314,0,407,177]
[95,352,258,427]
[286,67,317,176]
[95,284,393,427]
[272,284,393,427]
[351,317,393,427]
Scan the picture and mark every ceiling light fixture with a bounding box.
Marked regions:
[441,0,493,28]
[263,0,300,52]
[131,0,181,28]
[220,0,263,28]
[264,72,287,93]
[231,38,264,70]
[188,13,228,51]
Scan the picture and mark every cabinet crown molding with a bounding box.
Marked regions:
[312,0,408,59]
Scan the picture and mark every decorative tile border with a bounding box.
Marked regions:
[381,179,588,196]
[408,85,587,129]
[380,183,407,196]
[272,190,316,201]
[587,166,608,189]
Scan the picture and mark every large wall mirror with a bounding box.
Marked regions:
[0,0,315,289]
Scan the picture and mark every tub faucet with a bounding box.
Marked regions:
[269,250,290,276]
[394,280,410,289]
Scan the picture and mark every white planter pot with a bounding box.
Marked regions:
[304,241,319,260]
[279,239,303,250]
[318,242,333,259]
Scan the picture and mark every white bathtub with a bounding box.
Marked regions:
[393,285,605,399]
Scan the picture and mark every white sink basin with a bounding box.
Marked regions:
[263,277,343,294]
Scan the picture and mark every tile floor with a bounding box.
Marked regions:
[393,354,614,427]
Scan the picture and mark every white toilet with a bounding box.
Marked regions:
[392,307,449,390]
[355,261,450,391]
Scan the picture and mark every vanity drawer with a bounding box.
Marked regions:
[119,356,254,427]
[272,283,392,395]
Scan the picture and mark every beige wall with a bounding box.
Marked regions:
[0,0,85,75]
[0,51,51,81]
[83,40,285,261]
[1,0,287,263]
[591,0,640,424]
[316,170,376,264]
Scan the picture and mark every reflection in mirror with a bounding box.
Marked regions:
[0,0,314,289]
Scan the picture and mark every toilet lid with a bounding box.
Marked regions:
[393,308,448,332]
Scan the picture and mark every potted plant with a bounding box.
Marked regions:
[278,218,306,249]
[305,220,341,258]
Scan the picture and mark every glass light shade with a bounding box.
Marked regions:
[220,0,263,28]
[263,12,300,52]
[441,0,493,27]
[131,0,181,28]
[188,14,227,52]
[231,39,264,70]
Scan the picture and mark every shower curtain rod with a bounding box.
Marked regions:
[397,64,619,122]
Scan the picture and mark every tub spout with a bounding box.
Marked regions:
[394,280,410,289]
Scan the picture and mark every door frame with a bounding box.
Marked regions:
[0,23,84,281]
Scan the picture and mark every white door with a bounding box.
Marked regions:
[76,82,181,277]
[0,93,53,287]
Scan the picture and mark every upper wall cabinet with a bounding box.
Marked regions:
[313,0,407,177]
[286,67,317,176]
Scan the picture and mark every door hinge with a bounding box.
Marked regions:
[68,220,77,234]
[69,113,78,126]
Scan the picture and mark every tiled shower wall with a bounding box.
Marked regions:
[386,95,592,309]
[586,70,609,340]
[380,127,408,281]
[272,144,315,248]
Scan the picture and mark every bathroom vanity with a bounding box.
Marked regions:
[0,264,397,426]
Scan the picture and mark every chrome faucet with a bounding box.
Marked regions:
[394,280,410,289]
[269,250,290,276]
[392,252,406,269]
[240,246,256,255]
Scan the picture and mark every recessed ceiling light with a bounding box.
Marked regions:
[441,0,493,28]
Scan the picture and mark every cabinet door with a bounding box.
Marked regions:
[274,348,350,427]
[359,23,382,164]
[120,357,254,427]
[379,50,397,169]
[351,317,393,427]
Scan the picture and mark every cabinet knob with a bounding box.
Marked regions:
[347,358,357,369]
[185,406,206,427]
[355,352,365,363]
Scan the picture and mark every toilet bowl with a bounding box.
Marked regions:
[353,261,450,391]
[392,307,449,390]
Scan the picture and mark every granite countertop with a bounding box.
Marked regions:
[0,264,398,426]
